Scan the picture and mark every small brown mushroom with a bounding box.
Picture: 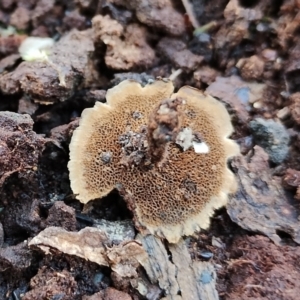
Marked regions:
[68,80,239,243]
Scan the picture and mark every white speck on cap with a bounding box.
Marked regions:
[193,141,209,154]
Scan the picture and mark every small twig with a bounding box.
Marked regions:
[169,69,183,81]
[244,284,265,290]
[226,259,258,269]
[181,0,200,29]
[193,21,218,36]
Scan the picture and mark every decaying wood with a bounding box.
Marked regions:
[228,146,300,245]
[29,225,219,299]
[169,241,219,300]
[137,234,219,300]
[29,226,110,266]
[29,226,147,277]
[137,234,179,298]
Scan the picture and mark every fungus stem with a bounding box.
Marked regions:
[147,98,184,167]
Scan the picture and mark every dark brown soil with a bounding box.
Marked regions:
[1,0,300,299]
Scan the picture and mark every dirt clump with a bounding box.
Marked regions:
[193,66,220,88]
[157,38,204,72]
[0,242,32,272]
[147,97,184,166]
[49,119,80,148]
[83,287,132,300]
[283,168,300,200]
[214,0,265,68]
[10,7,31,30]
[289,92,300,125]
[206,75,266,127]
[22,267,77,300]
[0,112,45,188]
[0,53,21,74]
[225,235,300,300]
[285,43,300,94]
[111,72,154,86]
[236,55,265,81]
[92,14,155,71]
[1,29,95,104]
[109,0,185,36]
[0,34,26,57]
[45,201,77,231]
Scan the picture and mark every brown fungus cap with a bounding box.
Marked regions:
[68,80,239,243]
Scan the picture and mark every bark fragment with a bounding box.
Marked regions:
[207,76,265,125]
[92,15,155,71]
[138,235,219,300]
[228,146,300,245]
[29,226,147,278]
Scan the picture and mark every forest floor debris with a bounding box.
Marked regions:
[1,0,300,299]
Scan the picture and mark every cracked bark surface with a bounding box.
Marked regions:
[137,234,219,300]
